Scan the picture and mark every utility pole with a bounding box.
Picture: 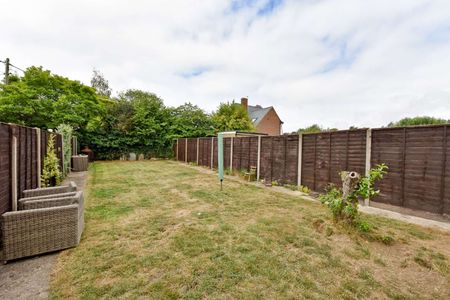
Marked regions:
[4,58,10,84]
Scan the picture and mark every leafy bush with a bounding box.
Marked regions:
[41,134,62,187]
[319,164,388,223]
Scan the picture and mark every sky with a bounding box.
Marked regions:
[1,0,450,132]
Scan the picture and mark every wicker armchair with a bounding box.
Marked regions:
[22,181,77,198]
[18,191,78,210]
[1,191,84,262]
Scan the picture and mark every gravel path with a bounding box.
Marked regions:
[0,171,88,300]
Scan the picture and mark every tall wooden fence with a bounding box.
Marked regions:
[175,125,450,217]
[0,123,63,215]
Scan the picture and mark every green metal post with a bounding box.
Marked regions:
[218,133,224,190]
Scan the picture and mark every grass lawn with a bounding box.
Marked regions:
[50,160,450,299]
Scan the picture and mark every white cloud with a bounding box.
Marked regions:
[1,0,450,131]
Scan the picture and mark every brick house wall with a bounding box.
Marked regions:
[255,108,282,136]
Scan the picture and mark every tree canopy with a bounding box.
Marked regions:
[169,103,215,138]
[211,101,254,132]
[297,124,338,134]
[387,116,449,127]
[91,69,112,98]
[0,66,103,130]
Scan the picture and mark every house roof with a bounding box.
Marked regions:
[248,105,273,126]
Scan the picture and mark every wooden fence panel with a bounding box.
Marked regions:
[224,138,231,169]
[347,130,367,176]
[198,138,206,166]
[301,134,316,189]
[212,138,218,168]
[404,127,444,213]
[31,129,37,188]
[176,125,450,216]
[314,133,331,191]
[18,126,27,197]
[249,137,259,170]
[372,126,450,214]
[0,124,64,214]
[285,135,299,184]
[444,126,450,216]
[0,124,11,214]
[187,138,197,163]
[271,136,286,184]
[301,130,366,192]
[177,139,186,162]
[260,136,273,182]
[329,131,349,185]
[372,128,407,207]
[199,138,211,167]
[232,138,243,171]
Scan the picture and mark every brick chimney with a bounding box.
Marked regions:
[241,97,248,111]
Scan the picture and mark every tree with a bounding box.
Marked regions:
[297,124,338,134]
[169,103,215,138]
[211,101,254,132]
[80,89,174,158]
[0,66,103,130]
[91,69,112,98]
[387,116,449,128]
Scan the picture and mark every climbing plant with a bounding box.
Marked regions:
[41,134,62,187]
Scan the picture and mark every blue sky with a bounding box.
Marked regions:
[1,0,450,131]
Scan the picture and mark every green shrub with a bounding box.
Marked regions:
[41,134,62,187]
[319,164,388,224]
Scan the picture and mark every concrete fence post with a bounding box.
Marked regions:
[230,137,234,172]
[257,136,261,181]
[364,129,372,206]
[297,134,303,186]
[196,138,199,164]
[210,137,214,169]
[36,128,41,187]
[11,134,18,211]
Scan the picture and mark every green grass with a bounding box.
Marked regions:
[50,160,450,299]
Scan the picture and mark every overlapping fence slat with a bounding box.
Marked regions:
[175,125,450,216]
